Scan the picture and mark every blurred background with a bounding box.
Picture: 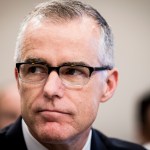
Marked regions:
[0,0,150,143]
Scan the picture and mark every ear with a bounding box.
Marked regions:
[14,68,20,88]
[100,68,118,102]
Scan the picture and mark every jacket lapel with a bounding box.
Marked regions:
[91,128,108,150]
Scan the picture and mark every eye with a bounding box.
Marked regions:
[22,64,47,75]
[66,68,81,75]
[61,66,88,77]
[28,66,41,74]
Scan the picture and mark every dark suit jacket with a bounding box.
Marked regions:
[0,117,146,150]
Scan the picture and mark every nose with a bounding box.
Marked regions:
[43,71,64,100]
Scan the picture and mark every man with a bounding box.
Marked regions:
[0,0,146,149]
[136,91,150,150]
[0,83,20,129]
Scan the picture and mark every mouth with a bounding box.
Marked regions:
[38,109,71,122]
[38,108,71,114]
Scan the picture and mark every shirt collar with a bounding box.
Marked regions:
[22,119,92,150]
[82,129,92,150]
[22,119,48,150]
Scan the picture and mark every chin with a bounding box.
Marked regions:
[35,122,77,144]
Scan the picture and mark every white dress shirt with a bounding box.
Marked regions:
[22,119,92,150]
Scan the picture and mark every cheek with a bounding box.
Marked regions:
[19,83,42,115]
[82,78,104,117]
[70,81,102,126]
[83,89,100,115]
[79,92,99,128]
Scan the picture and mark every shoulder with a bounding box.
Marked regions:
[91,128,146,150]
[0,117,21,137]
[0,124,12,140]
[0,117,27,149]
[0,124,15,147]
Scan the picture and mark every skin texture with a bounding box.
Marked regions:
[15,16,118,150]
[0,83,21,129]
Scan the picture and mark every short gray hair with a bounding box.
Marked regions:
[14,0,114,68]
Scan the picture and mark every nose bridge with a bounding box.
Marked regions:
[48,66,59,75]
[46,69,62,88]
[43,69,64,99]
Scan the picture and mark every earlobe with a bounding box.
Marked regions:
[100,68,118,102]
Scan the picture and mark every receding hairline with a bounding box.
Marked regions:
[15,0,114,68]
[24,0,106,24]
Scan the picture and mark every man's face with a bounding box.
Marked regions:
[16,17,110,144]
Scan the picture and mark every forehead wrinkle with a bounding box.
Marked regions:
[20,16,101,66]
[28,16,100,42]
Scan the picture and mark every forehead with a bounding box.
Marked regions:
[21,17,101,65]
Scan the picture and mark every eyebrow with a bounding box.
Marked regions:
[24,58,47,64]
[61,62,90,67]
[23,58,90,67]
